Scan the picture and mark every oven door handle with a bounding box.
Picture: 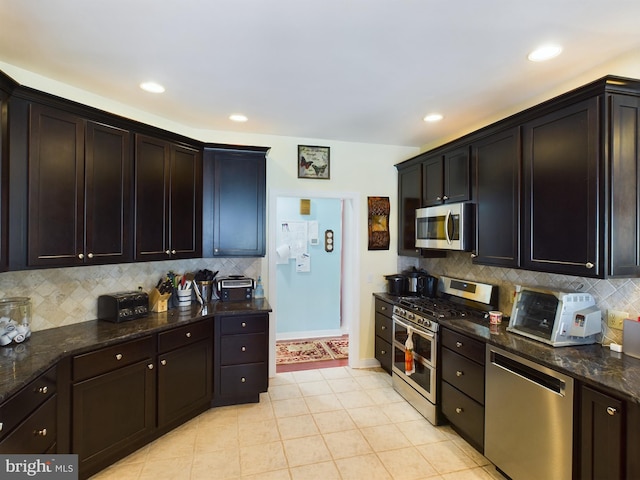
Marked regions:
[393,316,435,341]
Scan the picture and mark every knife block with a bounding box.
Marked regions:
[149,288,171,313]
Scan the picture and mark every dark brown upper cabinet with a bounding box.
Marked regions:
[422,146,470,207]
[134,134,202,261]
[472,128,520,268]
[397,160,422,256]
[27,104,132,267]
[202,146,267,257]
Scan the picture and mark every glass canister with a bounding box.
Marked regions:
[0,297,32,346]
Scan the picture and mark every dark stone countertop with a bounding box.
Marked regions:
[374,293,640,405]
[0,298,271,403]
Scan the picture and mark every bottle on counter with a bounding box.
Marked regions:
[254,276,264,299]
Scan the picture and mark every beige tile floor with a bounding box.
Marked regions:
[91,367,503,480]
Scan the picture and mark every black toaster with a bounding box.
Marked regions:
[98,291,149,322]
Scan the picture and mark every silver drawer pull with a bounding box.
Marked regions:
[381,325,386,330]
[0,422,3,432]
[38,386,48,395]
[115,353,123,360]
[607,406,617,416]
[381,306,387,311]
[586,262,595,269]
[241,346,246,352]
[455,407,463,414]
[241,322,247,328]
[380,350,386,355]
[456,370,463,377]
[78,253,84,259]
[36,428,47,437]
[241,377,246,383]
[87,253,94,259]
[455,342,463,348]
[186,332,192,338]
[161,359,167,366]
[147,363,154,370]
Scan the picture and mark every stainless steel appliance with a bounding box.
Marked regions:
[216,276,255,302]
[508,286,601,346]
[391,276,499,425]
[485,346,574,480]
[415,202,473,251]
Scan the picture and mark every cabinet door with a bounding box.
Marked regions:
[28,104,84,267]
[73,359,155,475]
[422,155,443,206]
[609,94,640,276]
[397,162,421,256]
[522,98,600,277]
[580,385,624,480]
[443,146,470,203]
[135,134,170,260]
[473,128,520,267]
[157,339,212,428]
[0,88,8,271]
[203,148,266,257]
[85,121,132,264]
[168,144,202,259]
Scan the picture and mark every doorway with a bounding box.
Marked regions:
[268,190,360,377]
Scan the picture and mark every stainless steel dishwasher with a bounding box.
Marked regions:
[485,346,574,480]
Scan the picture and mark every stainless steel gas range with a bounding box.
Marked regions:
[391,275,499,426]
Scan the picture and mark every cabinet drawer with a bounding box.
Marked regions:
[220,333,266,365]
[441,382,484,452]
[375,336,392,374]
[0,395,57,454]
[219,363,268,396]
[158,319,212,353]
[441,328,485,364]
[220,314,267,335]
[442,348,484,404]
[0,366,56,441]
[73,336,154,382]
[375,299,393,317]
[375,312,392,342]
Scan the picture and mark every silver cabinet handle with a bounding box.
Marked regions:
[241,377,246,383]
[36,428,47,437]
[381,325,387,330]
[161,359,167,366]
[186,332,192,338]
[115,353,123,360]
[380,350,386,355]
[586,262,595,269]
[241,322,247,328]
[0,423,3,432]
[456,370,463,377]
[171,249,176,255]
[38,386,48,394]
[87,253,94,259]
[607,406,617,416]
[471,253,477,258]
[436,196,442,201]
[456,341,463,348]
[165,250,171,255]
[381,306,387,311]
[442,195,449,201]
[241,346,246,352]
[455,407,463,414]
[147,363,154,370]
[78,253,84,259]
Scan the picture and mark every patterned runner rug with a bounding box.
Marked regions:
[276,337,349,365]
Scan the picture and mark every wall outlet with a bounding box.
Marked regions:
[607,310,628,330]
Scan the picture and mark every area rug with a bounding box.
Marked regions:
[276,337,349,365]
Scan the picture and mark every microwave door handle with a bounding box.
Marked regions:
[445,210,452,244]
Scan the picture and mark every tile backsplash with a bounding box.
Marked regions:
[399,252,640,345]
[0,258,261,331]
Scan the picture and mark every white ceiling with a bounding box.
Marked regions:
[1,0,640,148]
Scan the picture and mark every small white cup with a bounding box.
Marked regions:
[489,311,503,325]
[176,289,193,306]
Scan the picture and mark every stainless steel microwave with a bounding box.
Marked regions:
[415,202,473,251]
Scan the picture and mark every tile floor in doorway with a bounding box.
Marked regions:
[91,367,503,480]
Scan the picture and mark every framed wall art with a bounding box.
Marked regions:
[368,196,390,250]
[298,145,330,179]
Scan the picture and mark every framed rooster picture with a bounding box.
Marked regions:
[298,145,330,179]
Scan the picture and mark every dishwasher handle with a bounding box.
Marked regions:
[490,350,566,396]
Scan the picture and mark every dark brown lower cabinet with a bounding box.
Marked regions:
[72,338,155,479]
[579,384,640,480]
[157,320,212,430]
[213,313,269,406]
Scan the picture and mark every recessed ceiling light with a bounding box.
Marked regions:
[423,113,443,123]
[527,44,563,62]
[139,81,165,93]
[229,114,248,122]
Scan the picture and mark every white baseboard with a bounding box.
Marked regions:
[276,329,346,341]
[349,357,381,369]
